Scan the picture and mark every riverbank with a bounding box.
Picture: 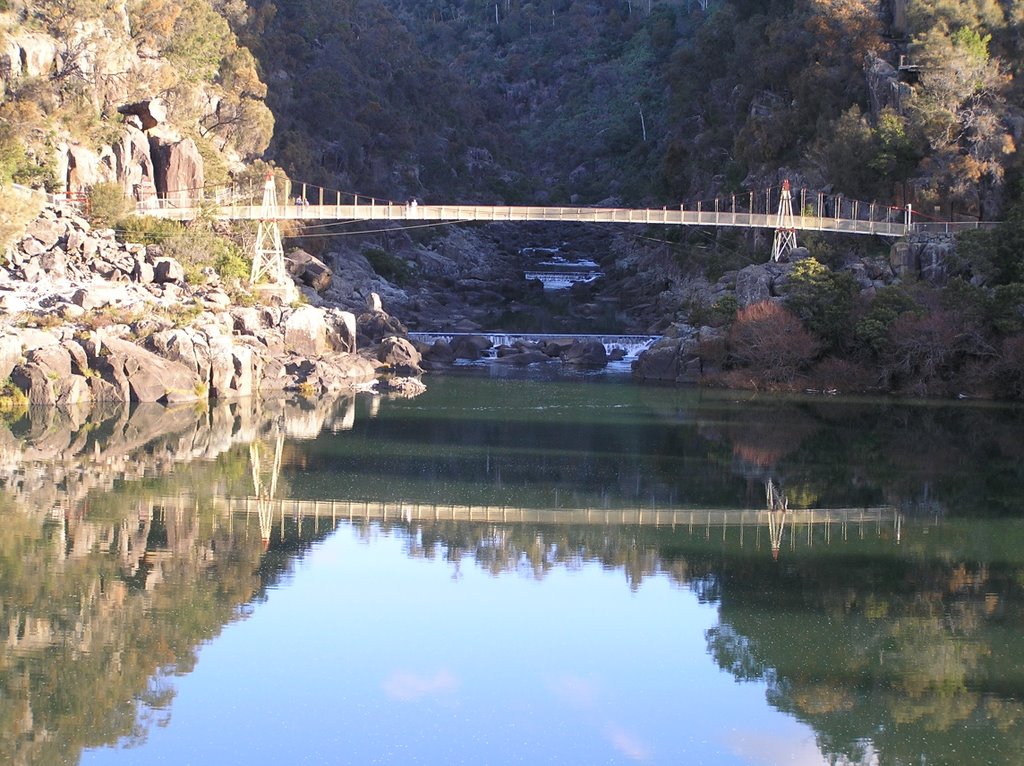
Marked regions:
[0,199,426,414]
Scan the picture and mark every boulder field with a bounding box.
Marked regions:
[1,201,424,407]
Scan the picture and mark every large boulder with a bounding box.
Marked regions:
[451,335,492,360]
[150,133,204,204]
[92,336,203,403]
[376,336,423,375]
[632,339,682,382]
[560,339,608,367]
[286,249,333,293]
[357,309,408,345]
[286,353,377,393]
[734,264,773,307]
[113,124,157,202]
[325,309,357,353]
[284,305,330,356]
[148,328,213,384]
[65,143,116,191]
[117,99,167,131]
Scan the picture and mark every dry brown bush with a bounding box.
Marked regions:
[728,300,820,383]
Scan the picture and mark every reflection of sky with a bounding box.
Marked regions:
[81,526,828,765]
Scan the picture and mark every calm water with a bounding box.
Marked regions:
[2,369,1024,765]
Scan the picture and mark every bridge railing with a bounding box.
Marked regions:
[909,221,1000,234]
[127,181,952,239]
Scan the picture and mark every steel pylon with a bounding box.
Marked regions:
[250,172,287,286]
[770,179,798,262]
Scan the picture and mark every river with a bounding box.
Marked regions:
[2,369,1024,765]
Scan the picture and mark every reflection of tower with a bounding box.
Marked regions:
[766,479,788,561]
[250,432,284,550]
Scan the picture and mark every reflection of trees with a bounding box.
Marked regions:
[0,490,267,764]
[377,514,1024,764]
[705,552,1024,765]
[369,520,696,591]
[688,392,1024,517]
[0,396,363,765]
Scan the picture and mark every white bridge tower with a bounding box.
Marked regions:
[250,173,295,300]
[770,179,798,262]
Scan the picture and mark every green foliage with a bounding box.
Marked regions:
[784,258,857,351]
[87,182,132,228]
[116,215,185,246]
[957,203,1024,285]
[685,294,738,328]
[362,246,412,286]
[855,286,921,358]
[0,191,43,255]
[0,120,56,190]
[0,378,28,422]
[160,222,250,286]
[213,243,250,284]
[165,0,235,84]
[990,283,1024,335]
[191,133,231,188]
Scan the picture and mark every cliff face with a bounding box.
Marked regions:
[0,2,272,198]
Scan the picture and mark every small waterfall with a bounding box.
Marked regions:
[523,271,602,289]
[409,332,661,361]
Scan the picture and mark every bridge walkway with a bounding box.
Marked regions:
[138,200,910,237]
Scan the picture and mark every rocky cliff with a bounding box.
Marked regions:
[0,193,425,410]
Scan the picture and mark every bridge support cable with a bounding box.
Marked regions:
[250,173,295,300]
[770,179,798,262]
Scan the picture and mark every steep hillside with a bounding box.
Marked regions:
[235,0,1024,219]
[0,0,272,199]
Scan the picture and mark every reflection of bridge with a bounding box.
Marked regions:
[156,493,901,556]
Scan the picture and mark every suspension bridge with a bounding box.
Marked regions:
[130,176,932,292]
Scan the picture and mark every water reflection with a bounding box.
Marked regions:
[1,381,1022,764]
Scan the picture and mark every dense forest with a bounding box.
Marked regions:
[227,0,1024,215]
[3,0,1024,397]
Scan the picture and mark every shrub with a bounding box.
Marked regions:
[159,223,251,286]
[784,257,856,351]
[854,285,920,358]
[0,378,28,421]
[88,182,133,228]
[116,215,184,245]
[362,246,412,285]
[728,300,820,383]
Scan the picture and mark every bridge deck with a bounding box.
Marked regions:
[139,202,909,237]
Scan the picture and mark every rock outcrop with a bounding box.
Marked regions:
[0,201,421,407]
[150,132,205,204]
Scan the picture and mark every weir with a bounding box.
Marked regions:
[409,332,661,360]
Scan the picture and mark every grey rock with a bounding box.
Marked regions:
[93,336,203,403]
[376,336,422,375]
[560,339,608,367]
[153,257,185,284]
[284,305,330,357]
